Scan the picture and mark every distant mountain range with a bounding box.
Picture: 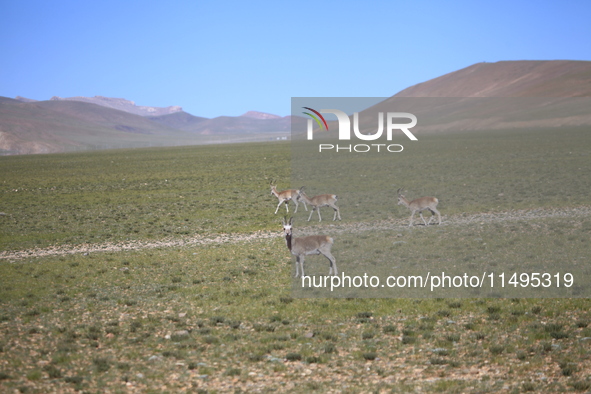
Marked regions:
[147,111,291,135]
[1,96,292,155]
[2,60,591,155]
[44,96,183,117]
[15,96,285,120]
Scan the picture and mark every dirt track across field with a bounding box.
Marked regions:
[2,206,590,261]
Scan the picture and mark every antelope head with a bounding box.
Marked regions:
[397,187,406,206]
[270,179,277,195]
[282,216,293,237]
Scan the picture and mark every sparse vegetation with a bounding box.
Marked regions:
[1,128,591,392]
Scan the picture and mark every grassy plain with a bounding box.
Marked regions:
[0,142,290,251]
[1,127,591,392]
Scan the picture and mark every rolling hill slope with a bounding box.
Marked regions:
[352,60,591,135]
[395,60,591,97]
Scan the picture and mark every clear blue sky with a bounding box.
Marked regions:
[2,1,590,118]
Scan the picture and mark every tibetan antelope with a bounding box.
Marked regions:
[270,181,307,214]
[282,217,337,278]
[298,189,341,222]
[397,188,441,226]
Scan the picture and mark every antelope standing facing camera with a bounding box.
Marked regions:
[282,217,337,278]
[298,189,341,222]
[270,181,307,214]
[397,188,441,226]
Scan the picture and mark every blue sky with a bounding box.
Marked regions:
[2,1,590,118]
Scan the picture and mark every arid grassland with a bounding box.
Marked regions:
[1,128,590,392]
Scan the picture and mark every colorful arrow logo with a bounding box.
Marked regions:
[302,107,329,131]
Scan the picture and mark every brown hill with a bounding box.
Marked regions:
[350,61,591,136]
[395,60,591,97]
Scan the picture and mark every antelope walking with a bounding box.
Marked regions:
[298,189,341,222]
[282,217,337,278]
[270,181,307,214]
[397,188,441,226]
